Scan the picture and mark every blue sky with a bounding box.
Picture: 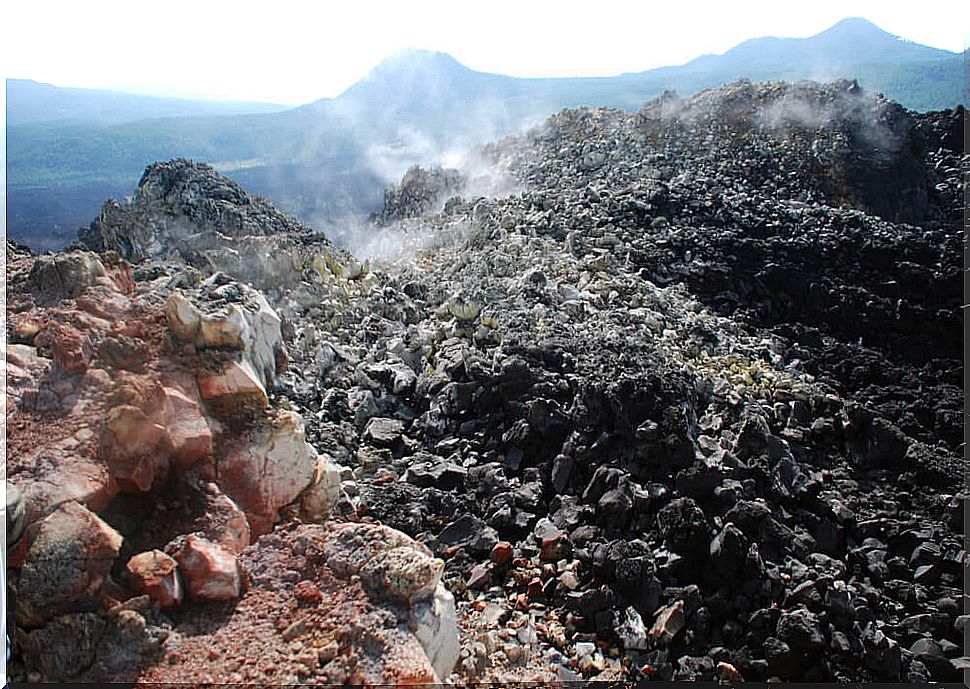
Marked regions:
[2,0,966,105]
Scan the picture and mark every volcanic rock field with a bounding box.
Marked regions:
[4,79,966,684]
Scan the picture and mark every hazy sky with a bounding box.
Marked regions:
[2,0,966,105]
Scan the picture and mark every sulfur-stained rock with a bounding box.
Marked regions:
[164,292,203,342]
[165,277,285,391]
[106,371,166,411]
[100,404,172,492]
[446,293,482,321]
[216,410,318,535]
[359,546,445,604]
[299,453,342,522]
[9,314,45,344]
[17,501,124,626]
[171,534,242,601]
[323,522,432,579]
[319,521,457,681]
[126,550,184,607]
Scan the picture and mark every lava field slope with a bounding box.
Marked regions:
[8,78,966,684]
[290,79,967,683]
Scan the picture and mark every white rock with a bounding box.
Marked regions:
[411,584,460,682]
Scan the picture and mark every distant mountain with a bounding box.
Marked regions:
[7,79,288,125]
[685,17,952,72]
[317,18,962,128]
[6,17,964,250]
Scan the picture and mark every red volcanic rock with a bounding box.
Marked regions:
[77,286,133,321]
[194,482,252,554]
[100,404,172,492]
[171,535,242,601]
[98,251,136,294]
[293,580,323,605]
[126,550,183,607]
[159,385,213,466]
[217,410,318,537]
[138,520,447,686]
[18,457,118,526]
[4,247,362,681]
[490,541,514,567]
[34,322,90,375]
[197,360,269,414]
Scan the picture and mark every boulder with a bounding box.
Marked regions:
[197,483,252,554]
[217,410,319,536]
[322,522,457,682]
[158,383,213,465]
[197,359,269,414]
[171,534,242,601]
[24,252,108,303]
[100,404,171,492]
[126,550,183,607]
[18,457,118,527]
[165,277,285,390]
[17,501,123,626]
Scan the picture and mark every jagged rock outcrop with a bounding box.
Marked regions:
[373,164,465,224]
[77,159,354,295]
[79,159,314,259]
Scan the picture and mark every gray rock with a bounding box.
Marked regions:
[776,608,826,653]
[709,522,748,577]
[363,416,405,446]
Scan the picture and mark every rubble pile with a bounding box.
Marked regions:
[5,79,965,684]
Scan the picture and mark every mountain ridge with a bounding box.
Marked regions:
[6,78,289,126]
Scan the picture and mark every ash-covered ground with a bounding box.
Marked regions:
[5,79,966,684]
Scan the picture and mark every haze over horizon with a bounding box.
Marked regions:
[3,0,967,106]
